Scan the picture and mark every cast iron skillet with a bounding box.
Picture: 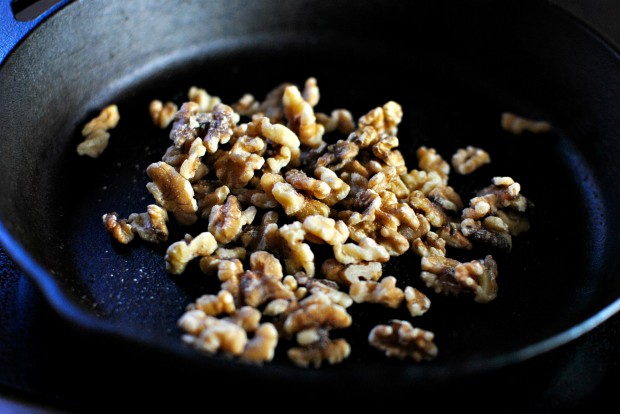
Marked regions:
[1,0,620,392]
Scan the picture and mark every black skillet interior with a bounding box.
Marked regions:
[1,0,620,387]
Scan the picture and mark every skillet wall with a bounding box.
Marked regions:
[0,0,619,323]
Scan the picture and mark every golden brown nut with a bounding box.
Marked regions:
[302,77,320,107]
[149,100,178,129]
[127,204,169,243]
[419,256,464,296]
[404,286,430,317]
[288,337,351,368]
[321,259,383,286]
[302,215,349,246]
[188,86,221,112]
[249,251,283,280]
[241,323,279,363]
[283,85,324,147]
[146,161,198,226]
[224,306,262,332]
[214,137,265,189]
[179,138,207,180]
[368,319,437,361]
[279,221,315,276]
[333,237,390,265]
[416,146,449,179]
[169,101,201,148]
[349,276,404,308]
[285,169,331,199]
[77,105,120,158]
[358,101,403,137]
[451,146,491,175]
[313,167,350,206]
[316,109,355,135]
[193,182,230,220]
[271,182,329,221]
[501,112,551,135]
[193,290,236,316]
[198,247,246,276]
[240,211,280,252]
[204,104,239,153]
[102,212,134,244]
[454,255,498,303]
[165,232,217,275]
[180,313,248,356]
[208,195,257,244]
[412,231,446,258]
[409,190,448,227]
[240,271,295,307]
[283,293,352,334]
[232,93,260,116]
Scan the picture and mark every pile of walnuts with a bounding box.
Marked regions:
[102,78,532,367]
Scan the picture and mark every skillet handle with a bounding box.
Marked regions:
[0,0,70,65]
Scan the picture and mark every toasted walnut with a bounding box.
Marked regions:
[214,137,265,189]
[194,182,229,220]
[180,313,248,356]
[451,146,491,175]
[178,309,208,336]
[333,237,390,265]
[358,101,402,137]
[272,182,329,221]
[404,286,430,317]
[288,337,351,368]
[127,204,169,243]
[239,271,294,308]
[193,290,236,316]
[402,169,446,194]
[302,77,320,107]
[306,279,353,308]
[208,195,256,244]
[461,218,512,251]
[249,251,283,280]
[169,101,201,148]
[427,185,464,213]
[188,86,221,112]
[313,167,350,206]
[204,104,239,153]
[177,138,207,180]
[321,259,382,286]
[349,276,404,308]
[146,161,197,225]
[417,147,449,179]
[165,232,217,275]
[437,222,473,250]
[102,212,134,244]
[372,136,406,173]
[316,109,355,135]
[454,255,498,303]
[263,298,295,316]
[316,139,359,171]
[283,85,324,147]
[233,94,260,116]
[302,215,349,246]
[149,100,177,129]
[501,112,551,135]
[409,191,447,227]
[224,306,262,332]
[283,293,352,334]
[77,105,120,158]
[198,247,247,275]
[285,169,331,199]
[369,320,437,361]
[258,117,301,166]
[279,221,315,277]
[420,256,464,296]
[412,231,446,258]
[241,323,279,363]
[217,259,245,299]
[240,211,280,252]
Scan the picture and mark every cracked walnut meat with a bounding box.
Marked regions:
[100,77,534,368]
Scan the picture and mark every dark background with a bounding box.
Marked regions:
[1,0,620,412]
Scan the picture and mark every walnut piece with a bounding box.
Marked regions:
[165,232,217,275]
[451,146,491,175]
[149,100,177,129]
[302,215,349,246]
[193,290,236,316]
[179,312,248,356]
[283,85,324,147]
[127,204,169,243]
[204,104,239,153]
[188,86,221,112]
[369,320,437,361]
[241,323,279,363]
[284,293,352,334]
[77,104,120,158]
[349,276,404,308]
[279,222,315,277]
[333,237,390,265]
[208,195,256,244]
[404,286,430,317]
[146,161,198,225]
[102,212,134,244]
[321,259,382,286]
[501,112,551,135]
[288,337,350,368]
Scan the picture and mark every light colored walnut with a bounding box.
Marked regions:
[263,298,295,316]
[283,85,324,147]
[198,247,247,275]
[194,182,229,220]
[178,309,208,336]
[217,259,245,299]
[240,271,295,307]
[315,139,359,171]
[169,101,201,148]
[368,320,437,361]
[302,215,349,246]
[401,169,446,194]
[240,211,280,252]
[282,274,309,300]
[232,93,260,116]
[333,237,390,265]
[279,221,315,277]
[265,145,292,174]
[146,161,198,225]
[437,222,473,250]
[296,328,323,346]
[249,251,283,280]
[208,195,256,244]
[454,255,498,303]
[285,169,331,199]
[420,256,464,296]
[321,259,382,286]
[188,86,221,112]
[77,104,120,158]
[149,100,177,129]
[194,290,236,316]
[127,204,169,243]
[180,313,248,355]
[224,306,262,332]
[241,323,279,363]
[451,146,491,175]
[409,190,447,227]
[412,231,446,258]
[288,337,351,368]
[416,146,449,179]
[165,232,217,275]
[204,104,239,153]
[313,167,350,206]
[316,109,355,135]
[404,286,430,317]
[178,138,207,180]
[284,293,352,334]
[102,212,134,244]
[272,182,329,221]
[259,117,301,167]
[214,137,265,189]
[501,112,551,135]
[349,276,404,308]
[302,77,320,107]
[358,101,402,137]
[372,136,406,173]
[306,279,353,308]
[427,185,463,213]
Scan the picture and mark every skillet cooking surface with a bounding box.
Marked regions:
[1,0,620,386]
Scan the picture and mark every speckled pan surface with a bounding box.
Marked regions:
[1,0,620,389]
